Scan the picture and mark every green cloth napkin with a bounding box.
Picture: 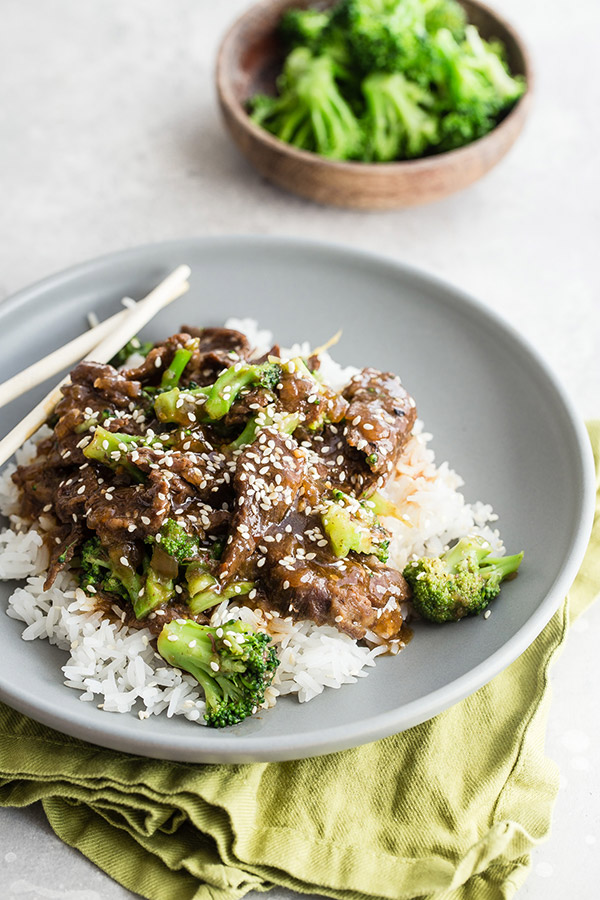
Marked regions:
[0,423,598,900]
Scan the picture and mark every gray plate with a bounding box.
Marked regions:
[0,237,595,763]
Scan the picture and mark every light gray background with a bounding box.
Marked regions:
[0,0,599,898]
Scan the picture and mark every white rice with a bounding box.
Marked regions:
[0,321,502,724]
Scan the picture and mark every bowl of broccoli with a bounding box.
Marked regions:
[216,0,532,208]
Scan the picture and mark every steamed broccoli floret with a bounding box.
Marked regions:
[280,8,331,48]
[463,25,525,106]
[158,519,200,563]
[362,71,438,160]
[403,536,523,623]
[157,619,279,728]
[249,0,526,160]
[322,491,391,562]
[79,537,143,606]
[423,0,466,39]
[154,362,282,425]
[250,47,363,160]
[430,26,523,151]
[336,0,428,77]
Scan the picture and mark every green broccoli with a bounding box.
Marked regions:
[82,426,145,482]
[423,0,466,39]
[463,25,525,106]
[188,580,255,615]
[159,344,195,391]
[280,7,331,48]
[134,564,174,619]
[229,408,300,450]
[335,0,428,77]
[154,361,282,425]
[403,535,524,623]
[249,47,363,160]
[248,0,526,161]
[322,491,390,562]
[182,556,253,614]
[362,71,438,160]
[79,538,143,607]
[157,619,279,728]
[158,519,200,563]
[430,26,517,150]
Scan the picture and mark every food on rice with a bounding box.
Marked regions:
[0,319,521,727]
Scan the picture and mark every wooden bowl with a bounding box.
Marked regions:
[216,0,533,209]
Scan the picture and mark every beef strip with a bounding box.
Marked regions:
[219,429,306,581]
[44,522,85,588]
[260,523,411,641]
[52,361,146,463]
[224,385,274,429]
[278,366,348,432]
[180,326,251,385]
[11,451,70,518]
[342,368,417,489]
[131,446,234,507]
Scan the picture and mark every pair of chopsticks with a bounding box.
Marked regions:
[0,265,191,468]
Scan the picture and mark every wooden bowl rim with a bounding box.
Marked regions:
[216,0,534,174]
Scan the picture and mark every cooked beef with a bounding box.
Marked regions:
[342,368,417,487]
[260,526,410,640]
[12,328,416,647]
[11,451,68,518]
[122,332,193,385]
[44,523,84,588]
[219,429,306,580]
[224,385,274,429]
[278,365,348,432]
[180,326,251,385]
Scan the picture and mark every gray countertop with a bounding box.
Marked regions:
[0,1,599,897]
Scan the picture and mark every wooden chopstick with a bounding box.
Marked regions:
[0,264,191,468]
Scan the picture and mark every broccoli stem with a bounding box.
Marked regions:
[188,581,254,616]
[160,346,193,391]
[481,551,524,580]
[133,565,174,619]
[185,560,218,599]
[443,537,491,570]
[154,362,281,425]
[82,426,145,482]
[106,547,144,607]
[229,409,300,450]
[204,365,261,419]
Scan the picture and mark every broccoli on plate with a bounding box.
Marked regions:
[403,535,523,623]
[157,619,279,727]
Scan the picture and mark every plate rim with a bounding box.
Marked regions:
[0,235,595,763]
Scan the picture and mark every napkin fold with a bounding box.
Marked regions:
[0,423,598,900]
